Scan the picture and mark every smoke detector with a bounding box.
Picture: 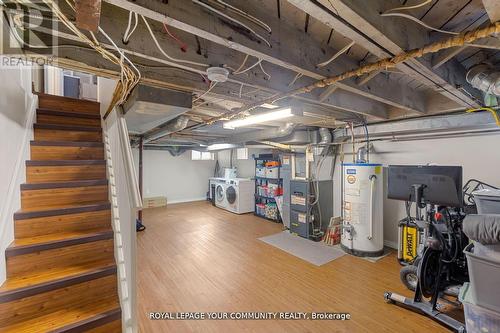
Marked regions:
[206,67,229,83]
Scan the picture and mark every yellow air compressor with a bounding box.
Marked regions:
[397,218,425,265]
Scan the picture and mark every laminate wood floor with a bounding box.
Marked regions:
[138,201,458,332]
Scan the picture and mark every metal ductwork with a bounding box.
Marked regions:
[123,85,192,135]
[466,64,500,97]
[144,115,190,143]
[144,145,190,156]
[318,127,332,155]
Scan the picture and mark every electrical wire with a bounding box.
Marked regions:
[288,72,303,87]
[233,58,262,75]
[40,0,139,117]
[215,0,272,33]
[193,81,218,103]
[141,15,209,68]
[380,12,459,35]
[192,0,271,47]
[123,11,138,44]
[317,41,355,68]
[7,12,47,49]
[163,23,187,52]
[383,0,432,13]
[259,61,271,79]
[234,54,249,73]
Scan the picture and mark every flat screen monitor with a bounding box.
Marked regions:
[387,165,463,207]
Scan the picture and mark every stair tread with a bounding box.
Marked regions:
[26,160,106,166]
[7,230,114,256]
[31,140,104,147]
[34,123,102,132]
[15,201,110,216]
[37,108,102,119]
[21,179,108,190]
[0,260,116,295]
[1,299,120,333]
[11,230,113,248]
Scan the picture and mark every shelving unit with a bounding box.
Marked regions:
[254,154,282,223]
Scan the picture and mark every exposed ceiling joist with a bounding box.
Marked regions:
[290,0,482,109]
[102,0,426,115]
[36,17,387,120]
[431,13,493,69]
[482,0,500,22]
[318,85,338,102]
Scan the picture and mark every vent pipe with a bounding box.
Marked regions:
[466,64,500,97]
[144,115,190,143]
[318,127,332,155]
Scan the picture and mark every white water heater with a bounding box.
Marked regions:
[341,163,384,257]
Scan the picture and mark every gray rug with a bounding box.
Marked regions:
[259,231,346,266]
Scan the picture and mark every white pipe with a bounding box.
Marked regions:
[368,175,376,240]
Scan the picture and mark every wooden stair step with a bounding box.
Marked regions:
[30,141,105,160]
[21,180,109,210]
[0,274,119,332]
[26,159,106,183]
[2,306,121,333]
[37,109,101,127]
[37,93,101,116]
[0,263,117,303]
[6,237,115,278]
[34,124,102,142]
[14,201,111,220]
[49,308,121,333]
[7,230,114,257]
[14,202,111,239]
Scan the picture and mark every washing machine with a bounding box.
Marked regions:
[225,178,254,214]
[215,181,228,209]
[209,177,226,201]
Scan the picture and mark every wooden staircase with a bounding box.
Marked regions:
[0,94,122,332]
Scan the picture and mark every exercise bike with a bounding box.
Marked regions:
[384,166,469,333]
[398,179,497,292]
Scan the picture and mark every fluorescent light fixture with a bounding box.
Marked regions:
[223,108,295,129]
[206,143,240,151]
[260,103,280,109]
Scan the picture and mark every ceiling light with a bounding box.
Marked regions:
[260,103,280,109]
[223,108,296,129]
[206,143,240,151]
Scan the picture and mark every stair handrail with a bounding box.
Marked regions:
[116,112,142,209]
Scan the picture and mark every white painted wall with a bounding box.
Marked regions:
[0,65,37,284]
[331,132,500,248]
[216,148,263,178]
[132,149,216,203]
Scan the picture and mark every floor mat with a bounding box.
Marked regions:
[259,231,346,266]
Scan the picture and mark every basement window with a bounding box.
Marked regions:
[191,150,214,161]
[236,148,248,160]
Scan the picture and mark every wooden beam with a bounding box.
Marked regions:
[102,0,424,114]
[318,85,338,102]
[431,13,493,69]
[482,0,500,22]
[432,47,467,69]
[356,71,381,86]
[468,37,500,50]
[38,3,389,120]
[75,0,102,32]
[291,0,482,109]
